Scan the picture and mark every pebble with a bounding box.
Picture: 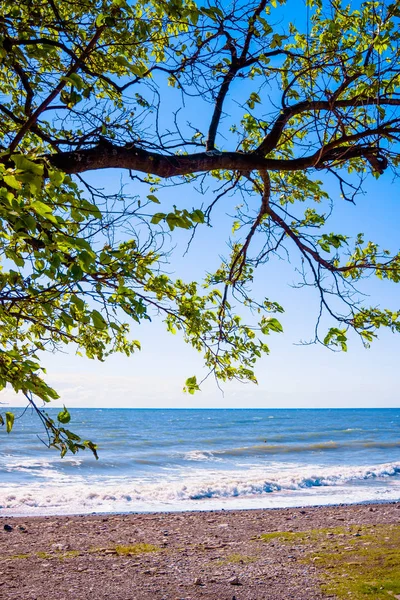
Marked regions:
[229,576,241,586]
[194,577,203,586]
[3,524,13,532]
[52,543,69,552]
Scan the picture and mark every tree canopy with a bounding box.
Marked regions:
[0,0,400,456]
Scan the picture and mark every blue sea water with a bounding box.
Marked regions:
[1,408,400,516]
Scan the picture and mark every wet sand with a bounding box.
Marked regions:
[1,502,399,599]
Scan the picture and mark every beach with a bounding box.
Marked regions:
[2,409,400,598]
[1,501,400,599]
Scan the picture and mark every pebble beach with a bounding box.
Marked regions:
[1,501,400,600]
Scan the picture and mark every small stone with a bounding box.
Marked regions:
[3,524,13,532]
[17,525,27,533]
[52,543,68,552]
[229,577,241,586]
[194,577,203,586]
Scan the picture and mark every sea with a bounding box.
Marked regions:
[1,408,400,516]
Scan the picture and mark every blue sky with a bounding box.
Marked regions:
[2,0,400,410]
[4,166,398,410]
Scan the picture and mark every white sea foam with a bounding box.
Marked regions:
[4,457,82,470]
[1,461,400,516]
[2,456,83,482]
[184,451,219,462]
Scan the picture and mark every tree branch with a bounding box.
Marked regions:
[255,97,400,156]
[9,24,106,152]
[45,141,387,177]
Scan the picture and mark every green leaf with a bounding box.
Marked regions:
[151,213,166,225]
[61,73,84,90]
[147,194,160,204]
[190,209,205,224]
[96,14,106,26]
[83,440,99,459]
[261,317,283,334]
[5,412,14,433]
[91,310,107,330]
[57,406,71,424]
[48,170,65,187]
[3,175,21,190]
[11,154,44,176]
[184,375,200,394]
[30,201,57,223]
[268,318,283,333]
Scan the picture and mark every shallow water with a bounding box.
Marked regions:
[1,408,400,515]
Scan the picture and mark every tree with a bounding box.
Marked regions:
[0,0,399,455]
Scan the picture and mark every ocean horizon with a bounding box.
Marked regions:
[1,407,400,516]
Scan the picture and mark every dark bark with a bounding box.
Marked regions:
[47,142,382,178]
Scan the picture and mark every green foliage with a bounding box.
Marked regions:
[151,207,205,230]
[0,0,399,454]
[184,376,200,395]
[57,406,71,424]
[5,411,14,433]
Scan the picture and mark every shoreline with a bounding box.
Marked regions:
[1,501,400,599]
[2,495,400,519]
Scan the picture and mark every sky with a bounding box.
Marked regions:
[2,0,400,410]
[3,167,399,410]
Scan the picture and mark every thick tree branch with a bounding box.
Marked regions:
[46,142,386,177]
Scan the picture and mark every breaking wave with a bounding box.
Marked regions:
[1,461,400,515]
[183,440,400,459]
